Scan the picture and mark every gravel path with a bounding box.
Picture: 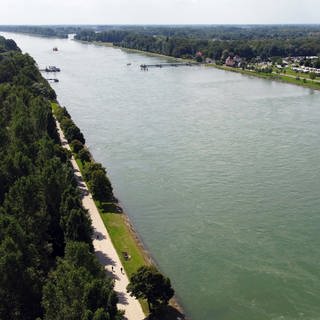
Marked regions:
[56,119,145,320]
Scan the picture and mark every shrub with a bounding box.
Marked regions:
[71,139,84,153]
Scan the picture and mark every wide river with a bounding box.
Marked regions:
[3,32,320,320]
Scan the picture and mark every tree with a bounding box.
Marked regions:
[42,242,119,320]
[61,209,93,246]
[309,72,316,80]
[71,139,84,153]
[78,148,91,163]
[0,215,43,320]
[127,266,174,312]
[83,162,106,181]
[88,169,113,201]
[60,117,85,144]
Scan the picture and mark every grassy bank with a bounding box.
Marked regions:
[208,64,320,91]
[51,101,186,319]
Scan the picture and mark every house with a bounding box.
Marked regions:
[234,55,241,64]
[225,56,236,67]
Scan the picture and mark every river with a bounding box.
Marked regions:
[3,32,320,320]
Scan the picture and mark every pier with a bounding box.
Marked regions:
[140,62,198,70]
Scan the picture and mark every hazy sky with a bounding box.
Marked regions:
[1,0,319,25]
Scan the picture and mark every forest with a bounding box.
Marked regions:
[1,24,320,61]
[74,25,320,61]
[0,35,121,320]
[0,25,85,38]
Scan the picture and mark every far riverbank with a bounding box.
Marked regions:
[79,40,320,91]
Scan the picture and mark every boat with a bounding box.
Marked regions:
[127,63,132,66]
[45,66,61,72]
[46,78,59,83]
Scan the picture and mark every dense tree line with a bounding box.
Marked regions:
[2,24,320,60]
[75,25,320,61]
[0,25,74,38]
[0,35,120,320]
[53,103,114,202]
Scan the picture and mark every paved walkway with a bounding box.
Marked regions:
[56,120,145,320]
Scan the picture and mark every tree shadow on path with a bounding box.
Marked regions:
[95,250,120,281]
[116,291,129,305]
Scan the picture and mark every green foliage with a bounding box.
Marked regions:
[62,208,93,244]
[309,72,316,80]
[83,162,106,180]
[42,242,119,320]
[71,139,84,153]
[0,26,72,38]
[75,25,320,61]
[88,170,113,201]
[127,266,174,312]
[78,148,91,163]
[83,162,113,201]
[0,36,118,319]
[0,214,44,320]
[61,117,85,144]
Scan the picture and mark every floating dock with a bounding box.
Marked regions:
[140,62,198,70]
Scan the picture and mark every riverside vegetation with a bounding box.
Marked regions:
[74,25,320,61]
[51,102,177,318]
[74,25,320,90]
[0,35,121,320]
[2,25,320,89]
[0,34,175,319]
[2,29,320,320]
[2,24,320,60]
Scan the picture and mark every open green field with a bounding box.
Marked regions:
[98,203,149,276]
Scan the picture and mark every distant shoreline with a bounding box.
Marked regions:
[78,39,320,91]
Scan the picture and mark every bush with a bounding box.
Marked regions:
[83,162,113,201]
[71,139,84,153]
[78,148,91,163]
[61,118,85,144]
[309,72,316,80]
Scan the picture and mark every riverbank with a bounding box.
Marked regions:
[53,113,145,319]
[78,39,320,91]
[78,39,194,63]
[51,101,187,320]
[210,64,320,91]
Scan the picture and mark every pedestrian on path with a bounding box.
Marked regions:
[120,267,123,274]
[112,266,114,272]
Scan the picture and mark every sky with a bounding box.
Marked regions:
[0,0,319,25]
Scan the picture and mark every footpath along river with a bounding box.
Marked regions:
[3,32,320,320]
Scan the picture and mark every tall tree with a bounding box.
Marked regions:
[127,266,174,312]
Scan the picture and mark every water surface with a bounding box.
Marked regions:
[3,32,320,320]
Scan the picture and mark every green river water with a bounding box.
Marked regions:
[2,32,320,320]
